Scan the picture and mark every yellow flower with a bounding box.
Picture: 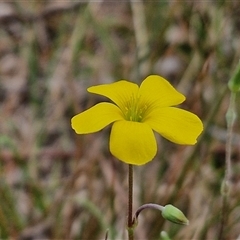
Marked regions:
[71,75,203,165]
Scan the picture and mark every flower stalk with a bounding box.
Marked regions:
[127,164,134,240]
[132,203,189,226]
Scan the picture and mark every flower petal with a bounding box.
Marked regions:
[109,121,157,165]
[144,107,203,144]
[139,75,185,108]
[88,80,139,111]
[71,102,123,134]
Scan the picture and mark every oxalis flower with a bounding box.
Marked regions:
[71,75,203,165]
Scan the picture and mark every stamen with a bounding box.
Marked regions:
[122,94,148,122]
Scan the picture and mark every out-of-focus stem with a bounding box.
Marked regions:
[219,92,236,240]
[130,0,150,79]
[225,93,236,188]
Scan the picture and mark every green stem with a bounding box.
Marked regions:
[128,164,134,240]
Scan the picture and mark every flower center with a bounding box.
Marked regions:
[123,95,148,122]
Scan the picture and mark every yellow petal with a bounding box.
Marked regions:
[71,102,123,134]
[109,121,157,165]
[88,80,139,111]
[144,107,203,144]
[139,75,185,108]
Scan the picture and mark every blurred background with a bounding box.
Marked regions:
[0,1,240,239]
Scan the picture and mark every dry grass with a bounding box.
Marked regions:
[0,1,240,239]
